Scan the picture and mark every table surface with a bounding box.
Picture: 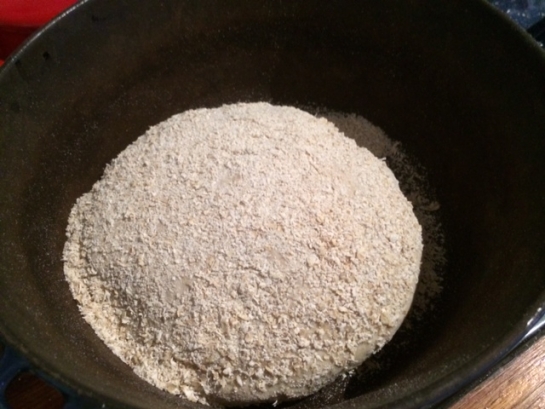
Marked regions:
[450,334,545,409]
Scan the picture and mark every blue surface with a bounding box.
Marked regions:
[0,348,29,409]
[490,0,545,28]
[0,346,104,408]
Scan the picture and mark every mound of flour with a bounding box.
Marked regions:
[63,103,423,405]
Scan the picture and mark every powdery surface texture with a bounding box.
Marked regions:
[63,103,423,405]
[322,112,445,319]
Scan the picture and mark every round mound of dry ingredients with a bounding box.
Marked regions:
[63,102,423,405]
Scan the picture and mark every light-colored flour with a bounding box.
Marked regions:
[322,112,445,319]
[63,103,424,405]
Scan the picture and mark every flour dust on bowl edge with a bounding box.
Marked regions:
[0,1,545,409]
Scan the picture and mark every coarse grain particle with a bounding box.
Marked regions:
[63,102,424,406]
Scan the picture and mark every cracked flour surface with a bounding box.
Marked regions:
[63,103,423,405]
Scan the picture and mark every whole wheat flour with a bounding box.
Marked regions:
[63,103,424,405]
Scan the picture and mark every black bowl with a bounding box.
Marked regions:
[1,1,545,408]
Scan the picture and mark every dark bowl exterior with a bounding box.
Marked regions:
[1,1,545,408]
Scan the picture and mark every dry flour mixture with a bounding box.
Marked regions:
[63,103,427,405]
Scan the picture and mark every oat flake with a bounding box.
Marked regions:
[63,103,423,405]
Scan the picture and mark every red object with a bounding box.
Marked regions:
[0,0,77,61]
